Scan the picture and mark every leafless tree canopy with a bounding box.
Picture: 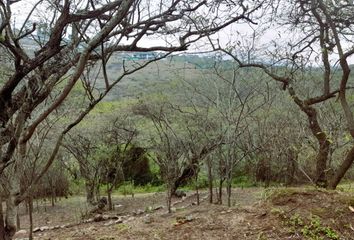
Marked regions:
[0,0,262,174]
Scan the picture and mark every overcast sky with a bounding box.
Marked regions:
[10,0,354,64]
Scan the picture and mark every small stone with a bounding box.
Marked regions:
[94,214,104,222]
[115,204,123,208]
[154,205,164,210]
[144,215,153,224]
[185,215,194,221]
[133,209,144,215]
[33,227,41,233]
[104,220,115,226]
[115,218,123,224]
[16,229,27,234]
[42,226,50,231]
[126,216,135,222]
[175,190,187,198]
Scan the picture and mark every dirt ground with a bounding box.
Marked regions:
[13,187,354,240]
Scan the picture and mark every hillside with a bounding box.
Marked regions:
[13,187,354,240]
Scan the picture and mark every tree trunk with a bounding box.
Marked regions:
[171,158,199,195]
[166,187,172,213]
[130,180,134,198]
[328,145,354,189]
[218,179,223,205]
[107,185,113,211]
[15,210,20,231]
[314,140,330,187]
[288,88,330,188]
[4,195,17,240]
[195,175,199,206]
[226,172,232,207]
[207,161,213,204]
[28,197,33,240]
[95,184,100,202]
[85,182,96,205]
[3,175,21,240]
[0,197,5,240]
[51,186,55,207]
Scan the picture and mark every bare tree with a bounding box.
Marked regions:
[0,0,264,237]
[210,0,354,189]
[63,133,100,206]
[182,60,269,206]
[132,101,185,212]
[101,115,137,210]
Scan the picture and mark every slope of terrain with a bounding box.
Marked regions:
[13,187,354,240]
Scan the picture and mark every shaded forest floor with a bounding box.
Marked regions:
[14,186,354,240]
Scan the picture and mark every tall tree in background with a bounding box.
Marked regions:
[0,0,264,238]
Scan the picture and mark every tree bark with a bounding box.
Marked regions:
[166,187,172,213]
[28,197,33,240]
[207,160,213,204]
[3,175,21,240]
[51,184,55,207]
[85,182,96,205]
[0,197,5,240]
[5,195,17,240]
[314,140,330,187]
[15,210,20,231]
[289,89,330,188]
[226,172,232,207]
[218,179,224,205]
[195,175,199,206]
[107,185,113,211]
[328,145,354,189]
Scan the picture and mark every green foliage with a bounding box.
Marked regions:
[116,182,165,194]
[232,175,258,188]
[284,214,339,240]
[69,178,86,195]
[301,216,339,240]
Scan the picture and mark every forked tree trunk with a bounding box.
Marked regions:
[288,88,331,188]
